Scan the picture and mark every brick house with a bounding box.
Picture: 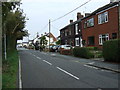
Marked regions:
[60,13,83,47]
[81,2,119,49]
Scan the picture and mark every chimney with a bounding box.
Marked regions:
[77,12,84,20]
[85,13,91,17]
[70,20,73,23]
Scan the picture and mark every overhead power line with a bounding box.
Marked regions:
[51,0,92,22]
[37,0,92,37]
[39,23,49,32]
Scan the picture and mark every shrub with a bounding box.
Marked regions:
[60,49,72,55]
[73,47,94,59]
[103,39,120,62]
[86,47,98,50]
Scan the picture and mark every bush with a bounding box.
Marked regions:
[73,47,94,59]
[60,49,72,55]
[86,47,98,50]
[103,39,120,62]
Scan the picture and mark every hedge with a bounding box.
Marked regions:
[73,47,94,59]
[103,39,120,62]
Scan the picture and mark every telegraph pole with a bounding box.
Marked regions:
[49,19,51,52]
[118,1,120,39]
[0,1,2,89]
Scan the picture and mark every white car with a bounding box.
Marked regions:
[59,45,71,50]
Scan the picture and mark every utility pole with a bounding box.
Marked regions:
[49,19,51,52]
[118,1,120,39]
[0,1,2,89]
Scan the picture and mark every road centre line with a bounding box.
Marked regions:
[43,60,52,65]
[56,67,79,80]
[36,57,41,59]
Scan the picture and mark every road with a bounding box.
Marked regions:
[19,49,119,88]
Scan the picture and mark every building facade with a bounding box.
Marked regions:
[60,13,83,47]
[60,2,119,49]
[81,2,119,48]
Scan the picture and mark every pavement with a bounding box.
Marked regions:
[18,48,119,88]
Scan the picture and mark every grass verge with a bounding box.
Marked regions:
[2,50,19,88]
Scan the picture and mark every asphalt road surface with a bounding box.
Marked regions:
[19,49,119,88]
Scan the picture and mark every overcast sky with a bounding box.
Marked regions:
[20,0,110,42]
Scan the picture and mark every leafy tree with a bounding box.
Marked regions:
[2,2,28,53]
[39,36,48,50]
[56,39,61,45]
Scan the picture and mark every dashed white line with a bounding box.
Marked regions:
[56,67,79,80]
[43,60,52,65]
[36,57,41,59]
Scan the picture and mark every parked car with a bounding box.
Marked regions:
[52,45,60,52]
[58,45,72,52]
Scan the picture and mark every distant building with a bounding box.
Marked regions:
[44,33,57,45]
[60,12,84,47]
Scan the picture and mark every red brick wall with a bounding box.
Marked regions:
[81,6,119,49]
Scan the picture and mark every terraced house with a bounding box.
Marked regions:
[60,12,84,47]
[60,1,120,49]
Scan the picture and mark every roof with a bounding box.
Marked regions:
[82,2,119,20]
[60,2,119,31]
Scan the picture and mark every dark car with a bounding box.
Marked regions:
[52,45,60,52]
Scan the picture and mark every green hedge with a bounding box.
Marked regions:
[86,47,98,50]
[103,39,120,62]
[73,47,94,59]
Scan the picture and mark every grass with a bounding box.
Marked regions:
[2,50,19,88]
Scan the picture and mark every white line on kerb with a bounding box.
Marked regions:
[43,60,52,65]
[19,57,22,88]
[56,67,79,80]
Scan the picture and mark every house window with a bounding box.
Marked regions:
[65,40,67,45]
[99,34,109,45]
[98,12,108,24]
[87,18,94,27]
[69,30,71,35]
[75,38,79,46]
[75,24,78,34]
[88,36,95,46]
[112,33,117,39]
[84,21,87,29]
[65,30,67,36]
[84,18,94,28]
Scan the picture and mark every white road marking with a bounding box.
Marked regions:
[19,57,22,88]
[36,57,41,59]
[87,62,95,65]
[56,67,79,80]
[43,60,52,65]
[84,64,98,69]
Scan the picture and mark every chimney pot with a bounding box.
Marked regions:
[77,12,83,20]
[70,20,73,23]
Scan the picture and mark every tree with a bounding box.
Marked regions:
[2,2,28,54]
[39,36,48,50]
[56,39,61,45]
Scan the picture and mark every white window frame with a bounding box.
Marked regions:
[99,34,109,45]
[75,24,78,35]
[75,38,79,46]
[65,30,67,36]
[98,11,108,24]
